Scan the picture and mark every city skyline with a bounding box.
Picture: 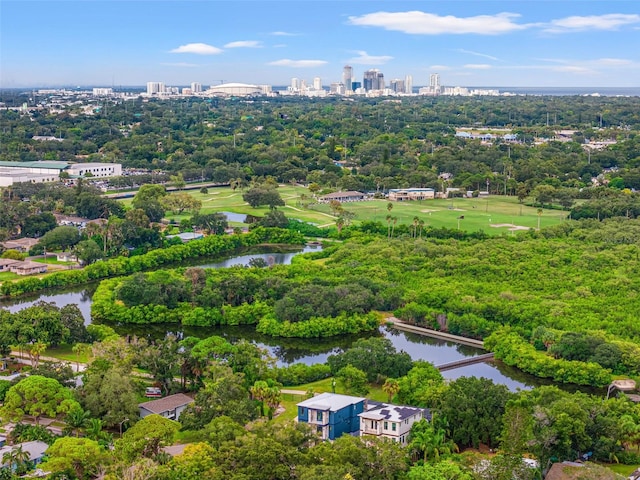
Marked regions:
[1,1,639,88]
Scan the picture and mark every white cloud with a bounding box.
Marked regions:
[271,31,298,36]
[347,50,393,65]
[429,65,451,71]
[224,40,262,48]
[464,64,492,70]
[170,43,222,55]
[348,11,525,35]
[268,59,328,68]
[544,14,640,33]
[596,58,633,66]
[456,49,499,61]
[160,62,199,67]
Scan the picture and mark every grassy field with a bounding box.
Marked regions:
[154,185,568,235]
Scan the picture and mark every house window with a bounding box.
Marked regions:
[384,421,388,430]
[300,408,305,415]
[392,423,396,432]
[371,421,375,429]
[317,411,323,422]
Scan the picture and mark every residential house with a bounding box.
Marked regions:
[297,393,366,440]
[166,232,204,243]
[318,191,368,203]
[359,403,430,445]
[1,238,39,253]
[0,259,20,272]
[9,261,48,276]
[0,440,49,471]
[138,393,194,421]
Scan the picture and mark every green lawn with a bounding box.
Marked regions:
[31,256,76,266]
[607,463,640,476]
[0,271,19,282]
[44,344,92,364]
[153,185,568,235]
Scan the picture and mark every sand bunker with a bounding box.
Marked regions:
[490,223,530,231]
[420,209,438,213]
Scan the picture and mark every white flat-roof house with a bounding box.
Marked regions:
[388,188,435,202]
[359,402,431,445]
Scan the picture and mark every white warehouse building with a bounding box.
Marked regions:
[0,161,122,187]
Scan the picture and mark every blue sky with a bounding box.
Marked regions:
[1,0,639,88]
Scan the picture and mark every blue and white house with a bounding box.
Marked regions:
[297,393,366,440]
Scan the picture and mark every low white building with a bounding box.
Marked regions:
[66,162,122,178]
[388,188,435,202]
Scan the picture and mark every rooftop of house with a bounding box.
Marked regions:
[139,393,194,414]
[0,441,49,466]
[1,237,39,248]
[12,261,47,270]
[0,259,21,266]
[359,403,431,422]
[297,392,366,412]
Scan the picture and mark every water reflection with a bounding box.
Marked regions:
[0,285,97,324]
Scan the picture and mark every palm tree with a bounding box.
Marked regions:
[2,445,31,473]
[537,208,543,230]
[391,216,398,238]
[412,216,420,238]
[264,386,282,420]
[382,378,400,403]
[418,219,425,238]
[386,214,392,238]
[27,341,47,369]
[250,381,270,416]
[65,408,91,437]
[72,342,92,372]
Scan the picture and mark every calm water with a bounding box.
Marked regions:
[0,246,561,391]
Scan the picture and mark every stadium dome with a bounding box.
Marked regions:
[206,83,262,96]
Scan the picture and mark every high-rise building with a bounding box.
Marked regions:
[190,82,202,93]
[429,73,441,94]
[342,65,353,92]
[330,82,345,95]
[291,77,300,91]
[376,71,385,91]
[146,82,165,95]
[363,69,381,91]
[405,75,413,94]
[313,77,322,91]
[390,79,405,94]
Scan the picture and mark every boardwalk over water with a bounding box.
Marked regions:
[385,317,485,348]
[435,352,495,371]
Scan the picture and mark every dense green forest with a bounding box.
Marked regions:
[2,93,640,193]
